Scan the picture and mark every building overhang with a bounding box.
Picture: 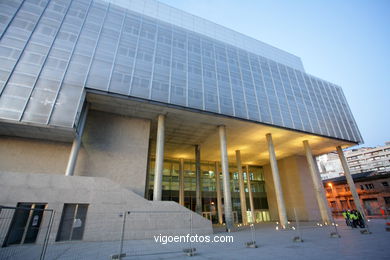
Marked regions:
[0,90,358,165]
[87,90,358,166]
[0,118,74,142]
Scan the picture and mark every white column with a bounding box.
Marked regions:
[179,158,185,206]
[65,104,89,176]
[303,140,332,224]
[215,162,223,224]
[218,125,233,231]
[266,133,288,228]
[195,145,202,214]
[246,165,256,223]
[153,114,165,201]
[336,146,369,226]
[236,150,248,225]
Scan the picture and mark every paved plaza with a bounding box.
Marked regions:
[1,219,389,260]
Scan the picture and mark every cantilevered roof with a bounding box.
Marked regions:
[88,91,356,166]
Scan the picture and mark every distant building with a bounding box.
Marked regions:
[317,142,390,179]
[323,171,390,217]
[317,152,344,179]
[346,142,390,174]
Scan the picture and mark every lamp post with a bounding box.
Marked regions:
[328,182,341,218]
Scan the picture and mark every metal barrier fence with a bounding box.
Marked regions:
[43,211,197,260]
[0,205,55,260]
[115,211,196,259]
[1,206,352,260]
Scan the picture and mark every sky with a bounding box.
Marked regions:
[159,0,390,148]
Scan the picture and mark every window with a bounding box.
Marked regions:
[360,185,365,190]
[349,200,356,209]
[382,181,389,187]
[56,204,88,242]
[340,200,348,209]
[364,183,375,190]
[3,203,48,247]
[330,201,337,210]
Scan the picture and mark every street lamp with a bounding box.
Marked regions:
[327,182,341,217]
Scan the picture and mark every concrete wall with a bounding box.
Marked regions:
[0,136,70,175]
[263,155,321,222]
[0,172,212,244]
[0,110,150,197]
[75,110,151,196]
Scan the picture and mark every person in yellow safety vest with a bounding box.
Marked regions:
[349,211,358,228]
[355,210,365,228]
[342,210,350,226]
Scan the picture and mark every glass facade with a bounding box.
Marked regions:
[0,0,362,143]
[147,158,268,223]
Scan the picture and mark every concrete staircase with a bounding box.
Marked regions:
[0,171,213,242]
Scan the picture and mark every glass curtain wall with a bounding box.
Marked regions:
[147,158,269,223]
[0,0,362,145]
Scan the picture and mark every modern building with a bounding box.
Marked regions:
[0,0,364,246]
[317,142,390,179]
[324,171,390,217]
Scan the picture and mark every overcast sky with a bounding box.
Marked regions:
[159,0,390,148]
